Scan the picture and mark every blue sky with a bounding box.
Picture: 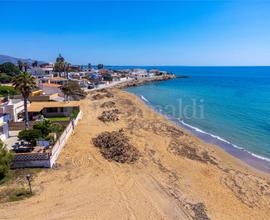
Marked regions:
[0,0,270,66]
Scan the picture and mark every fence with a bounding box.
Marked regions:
[12,111,83,168]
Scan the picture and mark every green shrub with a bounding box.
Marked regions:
[71,109,80,119]
[33,120,52,137]
[18,129,42,146]
[0,188,32,203]
[8,188,32,202]
[0,73,12,84]
[0,62,20,76]
[103,73,113,81]
[50,123,64,134]
[18,120,65,146]
[0,140,13,183]
[0,85,19,97]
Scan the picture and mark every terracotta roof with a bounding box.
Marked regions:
[49,77,67,81]
[28,101,80,112]
[40,83,62,88]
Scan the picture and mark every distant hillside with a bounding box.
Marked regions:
[0,54,45,65]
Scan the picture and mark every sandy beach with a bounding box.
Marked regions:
[1,88,270,220]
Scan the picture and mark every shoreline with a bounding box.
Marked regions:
[135,94,270,173]
[112,75,269,173]
[1,87,270,219]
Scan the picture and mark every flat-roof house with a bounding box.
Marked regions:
[38,83,62,95]
[40,77,67,86]
[29,93,65,102]
[28,101,80,120]
[130,69,148,78]
[0,99,24,122]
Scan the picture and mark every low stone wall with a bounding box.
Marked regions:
[12,111,83,168]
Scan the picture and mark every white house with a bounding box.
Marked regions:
[0,99,24,122]
[129,69,148,78]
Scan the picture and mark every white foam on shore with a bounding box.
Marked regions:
[141,95,150,103]
[178,119,270,163]
[249,153,270,163]
[179,119,239,146]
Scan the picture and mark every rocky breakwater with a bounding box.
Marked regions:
[116,74,176,89]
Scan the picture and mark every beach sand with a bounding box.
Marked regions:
[1,89,270,220]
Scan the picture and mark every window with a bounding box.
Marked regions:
[46,107,58,113]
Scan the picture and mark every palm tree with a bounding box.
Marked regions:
[23,62,28,72]
[64,62,71,79]
[32,60,38,68]
[12,72,37,129]
[54,54,65,77]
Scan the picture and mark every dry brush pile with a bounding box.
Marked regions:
[168,139,218,165]
[92,90,114,100]
[92,130,140,163]
[98,109,121,122]
[100,101,116,108]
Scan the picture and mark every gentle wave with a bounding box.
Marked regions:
[179,120,243,148]
[178,119,270,163]
[138,95,270,164]
[140,95,150,103]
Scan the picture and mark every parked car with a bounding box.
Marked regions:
[88,84,95,89]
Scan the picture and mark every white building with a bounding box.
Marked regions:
[129,69,148,78]
[0,99,24,122]
[0,114,9,141]
[29,63,54,77]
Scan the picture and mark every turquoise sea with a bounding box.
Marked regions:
[120,66,270,172]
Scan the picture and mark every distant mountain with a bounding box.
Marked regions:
[0,54,46,65]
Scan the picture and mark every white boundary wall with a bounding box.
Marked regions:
[12,111,83,168]
[50,110,83,167]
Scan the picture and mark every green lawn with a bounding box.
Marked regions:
[47,117,70,121]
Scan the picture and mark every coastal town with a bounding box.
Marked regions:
[0,54,175,169]
[0,54,270,220]
[1,1,270,219]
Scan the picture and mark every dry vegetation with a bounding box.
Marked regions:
[98,109,121,122]
[1,88,269,220]
[100,101,116,108]
[92,89,114,100]
[92,130,140,163]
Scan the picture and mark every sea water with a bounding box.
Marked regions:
[123,66,270,172]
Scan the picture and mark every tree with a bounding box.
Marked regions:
[0,62,20,76]
[32,60,38,68]
[33,120,52,136]
[0,85,19,97]
[64,62,71,78]
[87,63,92,70]
[12,72,37,129]
[103,73,113,82]
[50,123,64,134]
[22,62,29,72]
[61,80,86,101]
[18,129,42,146]
[17,60,23,71]
[18,120,64,145]
[0,73,12,84]
[0,140,13,182]
[54,54,65,76]
[97,64,104,69]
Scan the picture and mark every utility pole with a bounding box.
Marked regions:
[25,174,32,194]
